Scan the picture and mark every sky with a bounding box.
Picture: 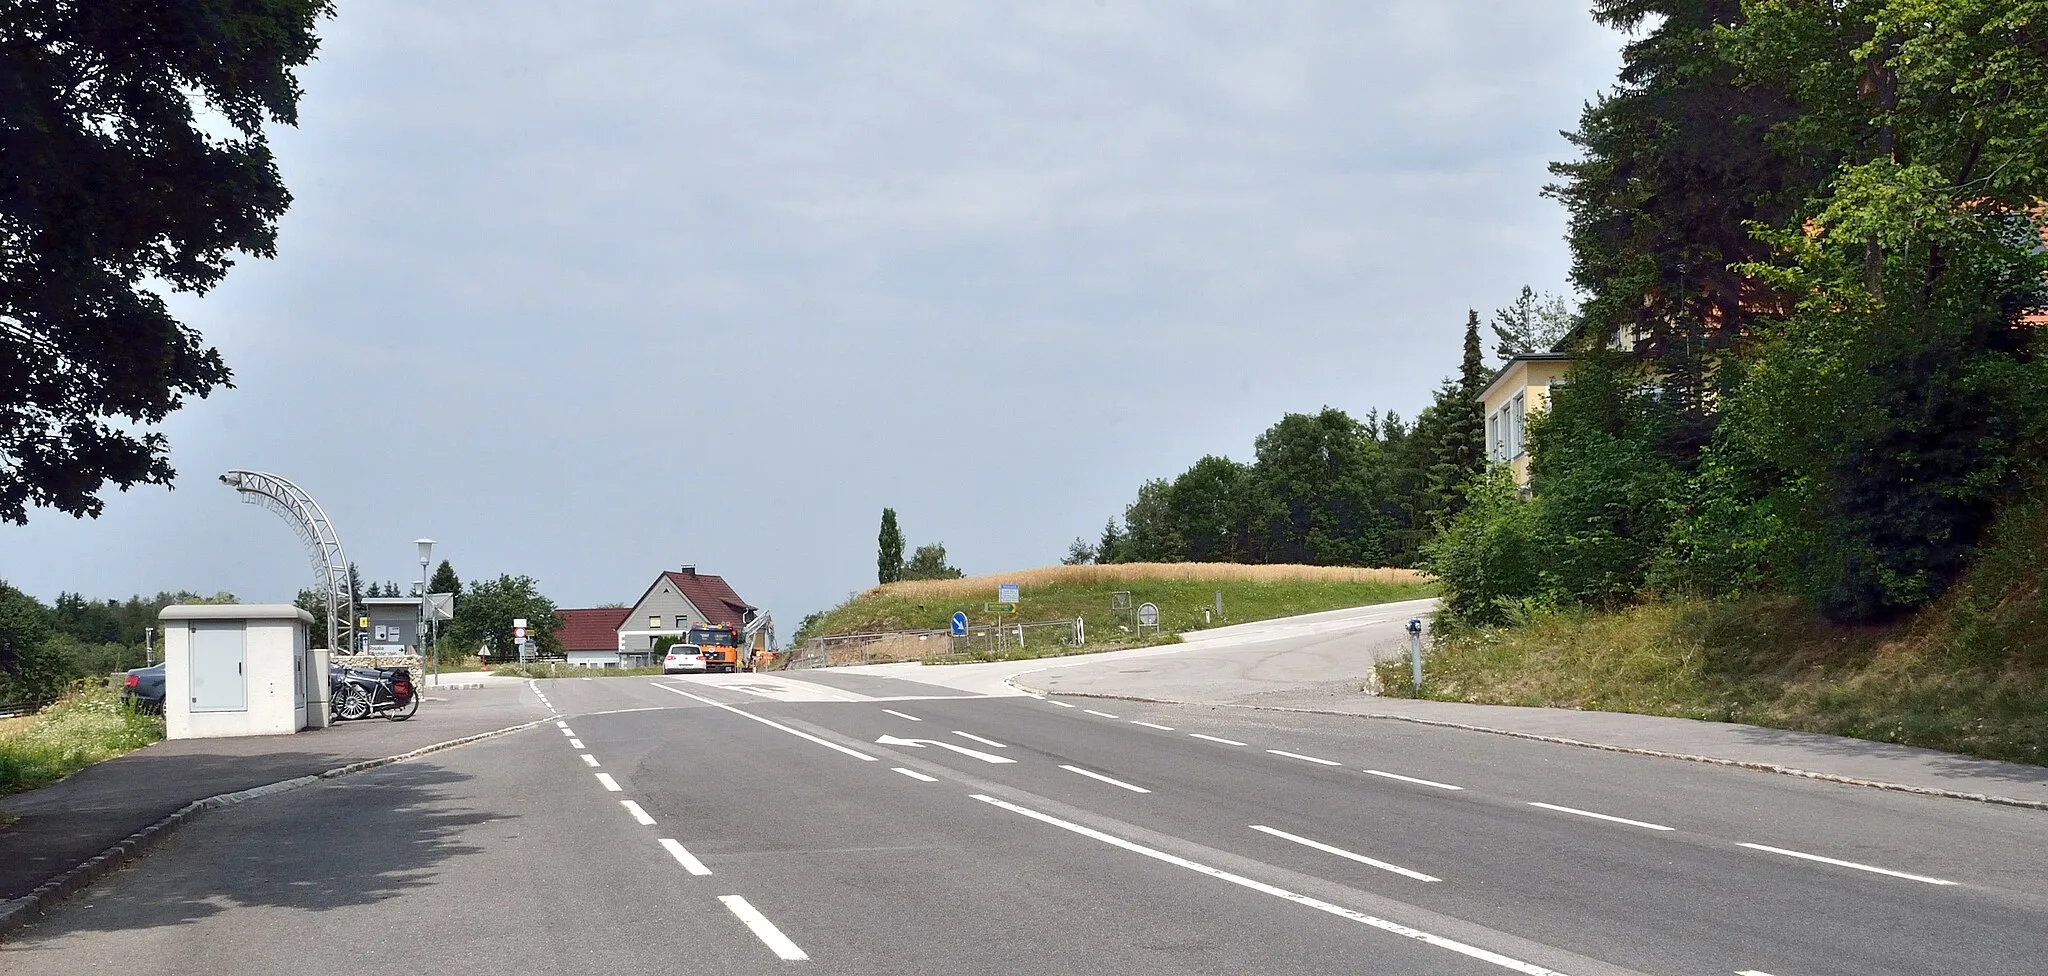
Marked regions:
[0,2,1627,632]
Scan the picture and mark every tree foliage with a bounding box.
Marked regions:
[877,508,904,584]
[0,0,335,523]
[446,575,560,655]
[902,543,964,581]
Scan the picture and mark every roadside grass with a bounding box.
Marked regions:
[1377,496,2048,765]
[921,633,1184,666]
[0,679,165,797]
[817,563,1434,639]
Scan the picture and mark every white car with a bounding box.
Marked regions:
[662,648,707,674]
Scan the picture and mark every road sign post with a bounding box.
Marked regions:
[1136,602,1159,637]
[950,611,968,637]
[1407,618,1425,694]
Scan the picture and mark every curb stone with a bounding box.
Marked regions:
[0,713,559,942]
[1008,678,2048,814]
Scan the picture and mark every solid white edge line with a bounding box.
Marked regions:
[971,795,1569,976]
[883,709,922,722]
[580,754,600,767]
[621,800,657,825]
[651,683,878,761]
[1189,733,1248,746]
[1131,721,1176,731]
[1738,843,1957,886]
[1364,769,1465,791]
[660,838,713,876]
[1250,824,1441,883]
[1267,749,1343,766]
[1059,764,1153,793]
[720,894,808,960]
[594,772,622,792]
[1047,700,1077,708]
[892,767,938,782]
[951,730,1008,748]
[1083,709,1120,718]
[567,739,585,749]
[1528,802,1673,831]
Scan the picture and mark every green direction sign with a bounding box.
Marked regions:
[985,602,1018,614]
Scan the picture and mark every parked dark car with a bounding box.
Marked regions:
[122,663,166,713]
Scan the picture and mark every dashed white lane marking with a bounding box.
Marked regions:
[951,730,1008,748]
[720,895,807,960]
[652,683,878,762]
[622,800,657,825]
[1189,733,1248,746]
[595,773,622,792]
[662,838,714,876]
[555,721,568,729]
[559,727,575,737]
[1738,843,1956,886]
[1250,825,1441,883]
[1046,700,1077,708]
[1528,802,1673,831]
[973,795,1570,976]
[1364,769,1464,791]
[568,738,585,749]
[1083,709,1120,719]
[1267,749,1343,766]
[893,767,938,782]
[580,754,600,767]
[1060,764,1152,793]
[883,709,922,722]
[582,677,593,681]
[1737,971,1779,976]
[1131,721,1175,731]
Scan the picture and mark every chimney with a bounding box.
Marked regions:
[680,565,697,576]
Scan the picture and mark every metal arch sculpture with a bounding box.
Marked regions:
[219,470,353,652]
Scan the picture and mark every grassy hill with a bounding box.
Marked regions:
[811,563,1434,642]
[1379,495,2048,765]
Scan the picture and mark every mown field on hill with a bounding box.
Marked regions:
[810,563,1435,641]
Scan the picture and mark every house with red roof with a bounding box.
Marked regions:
[614,567,761,668]
[555,607,632,668]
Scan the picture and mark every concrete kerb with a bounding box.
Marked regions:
[1007,677,2048,814]
[0,713,562,942]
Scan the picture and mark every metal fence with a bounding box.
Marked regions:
[784,619,1084,668]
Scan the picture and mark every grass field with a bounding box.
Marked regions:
[0,680,164,797]
[814,562,1434,641]
[1376,496,2048,765]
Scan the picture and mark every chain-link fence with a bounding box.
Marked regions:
[782,619,1084,669]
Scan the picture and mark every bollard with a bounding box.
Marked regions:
[1406,618,1425,694]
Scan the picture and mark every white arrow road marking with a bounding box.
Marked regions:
[875,734,1016,764]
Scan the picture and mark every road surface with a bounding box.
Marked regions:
[6,656,2044,975]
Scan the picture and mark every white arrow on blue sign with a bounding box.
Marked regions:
[951,611,969,637]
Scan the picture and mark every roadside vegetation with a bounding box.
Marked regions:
[487,663,667,679]
[0,679,164,797]
[1385,3,2048,766]
[807,563,1433,640]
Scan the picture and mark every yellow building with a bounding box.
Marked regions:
[1477,353,1572,485]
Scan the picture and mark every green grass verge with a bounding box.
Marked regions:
[488,663,669,678]
[0,680,165,797]
[817,571,1435,639]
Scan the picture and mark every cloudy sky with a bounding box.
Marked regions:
[2,2,1624,628]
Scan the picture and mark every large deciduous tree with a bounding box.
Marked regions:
[0,1,334,523]
[447,575,560,655]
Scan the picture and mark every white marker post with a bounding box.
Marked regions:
[1407,618,1424,694]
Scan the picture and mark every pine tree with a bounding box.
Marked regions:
[429,560,461,596]
[1422,312,1489,522]
[877,508,905,584]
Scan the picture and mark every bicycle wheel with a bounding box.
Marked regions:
[386,689,419,721]
[335,685,371,720]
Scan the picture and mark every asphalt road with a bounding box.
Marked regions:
[7,663,2045,974]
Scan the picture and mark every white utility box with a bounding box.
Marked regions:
[160,604,319,739]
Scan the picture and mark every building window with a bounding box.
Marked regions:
[648,615,662,629]
[1511,393,1527,458]
[1487,412,1500,461]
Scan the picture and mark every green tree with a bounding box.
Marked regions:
[1061,538,1098,566]
[902,543,964,581]
[0,582,55,701]
[1420,313,1489,524]
[1097,519,1127,564]
[1119,479,1186,563]
[446,575,561,655]
[1252,408,1391,566]
[1167,456,1261,562]
[0,0,336,523]
[429,560,461,596]
[877,508,905,584]
[1490,286,1576,365]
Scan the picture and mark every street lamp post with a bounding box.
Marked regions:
[416,539,436,685]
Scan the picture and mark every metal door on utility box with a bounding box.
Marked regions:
[189,621,247,711]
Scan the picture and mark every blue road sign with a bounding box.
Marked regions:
[951,611,969,637]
